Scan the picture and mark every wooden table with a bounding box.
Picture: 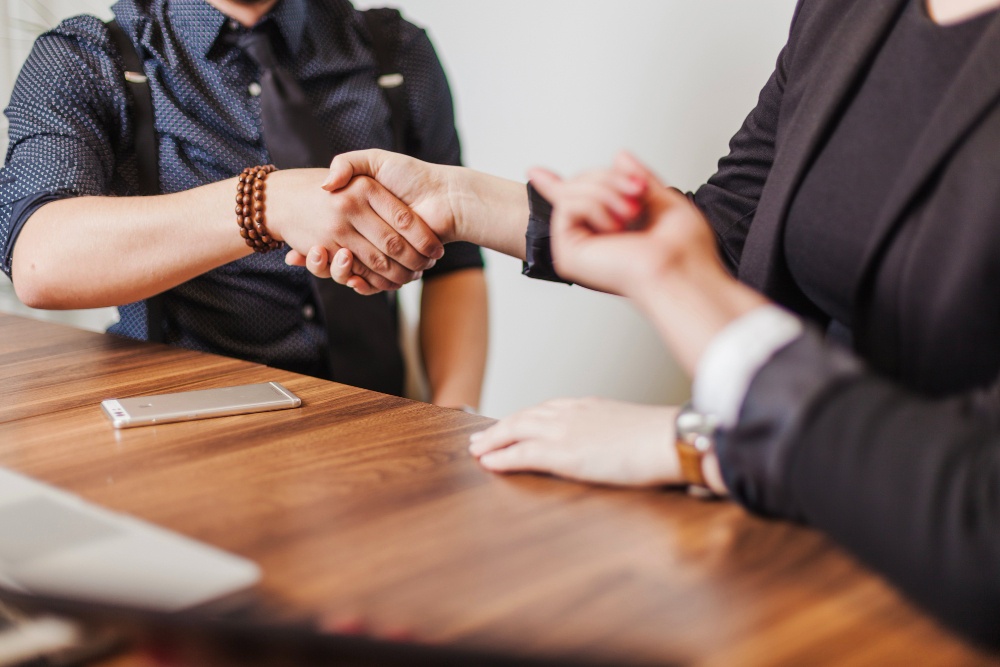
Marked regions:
[0,312,995,666]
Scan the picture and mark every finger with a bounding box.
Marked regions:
[613,151,667,189]
[338,236,410,291]
[330,247,355,285]
[284,249,307,267]
[347,277,382,296]
[560,183,642,231]
[478,442,571,475]
[468,411,556,457]
[362,181,444,265]
[335,211,421,287]
[330,248,386,295]
[579,169,647,199]
[526,167,564,202]
[382,627,416,643]
[306,245,332,279]
[318,614,367,635]
[534,170,642,232]
[322,149,388,191]
[552,201,620,236]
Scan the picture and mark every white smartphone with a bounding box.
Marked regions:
[101,382,302,429]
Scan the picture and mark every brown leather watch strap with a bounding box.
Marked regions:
[674,403,719,491]
[676,437,710,487]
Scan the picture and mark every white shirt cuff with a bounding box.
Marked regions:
[692,304,804,428]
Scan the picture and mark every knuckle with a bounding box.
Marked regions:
[383,233,407,259]
[350,261,371,280]
[368,252,391,275]
[328,195,352,218]
[352,175,375,195]
[418,238,440,258]
[392,207,414,232]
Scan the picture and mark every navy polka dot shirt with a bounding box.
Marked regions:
[0,0,482,374]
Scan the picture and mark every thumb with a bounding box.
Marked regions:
[284,248,307,267]
[322,149,386,191]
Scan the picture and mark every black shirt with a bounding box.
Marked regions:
[1,0,483,379]
[783,0,992,330]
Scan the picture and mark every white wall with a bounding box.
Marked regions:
[1,1,798,417]
[356,0,798,416]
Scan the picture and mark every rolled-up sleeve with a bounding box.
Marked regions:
[0,16,122,279]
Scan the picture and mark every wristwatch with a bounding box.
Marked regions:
[674,402,721,496]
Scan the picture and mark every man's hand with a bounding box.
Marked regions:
[321,150,459,241]
[469,398,681,487]
[267,169,445,292]
[287,150,462,294]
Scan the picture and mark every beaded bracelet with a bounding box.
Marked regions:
[236,164,282,253]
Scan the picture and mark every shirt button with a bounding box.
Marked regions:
[248,82,262,97]
[302,304,316,321]
[228,20,240,31]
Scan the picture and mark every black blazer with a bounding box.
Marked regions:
[696,0,1000,648]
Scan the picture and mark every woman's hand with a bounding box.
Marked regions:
[266,170,445,292]
[469,398,681,487]
[531,152,722,301]
[286,150,460,293]
[294,149,531,295]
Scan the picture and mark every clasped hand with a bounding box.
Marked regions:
[531,152,721,301]
[280,153,456,294]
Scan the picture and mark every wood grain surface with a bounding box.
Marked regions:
[0,313,996,666]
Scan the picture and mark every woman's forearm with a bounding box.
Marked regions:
[323,151,531,262]
[633,262,768,377]
[445,166,530,260]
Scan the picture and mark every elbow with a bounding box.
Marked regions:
[11,258,61,309]
[12,272,50,309]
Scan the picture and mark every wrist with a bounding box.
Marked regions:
[436,164,465,244]
[256,168,326,245]
[635,264,768,375]
[673,402,729,497]
[447,167,529,256]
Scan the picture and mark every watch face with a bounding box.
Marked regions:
[692,433,715,454]
[676,406,720,440]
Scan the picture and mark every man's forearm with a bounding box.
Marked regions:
[12,177,248,309]
[420,268,489,410]
[12,167,439,310]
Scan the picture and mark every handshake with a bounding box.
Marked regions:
[273,149,722,304]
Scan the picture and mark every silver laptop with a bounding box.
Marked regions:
[0,468,260,612]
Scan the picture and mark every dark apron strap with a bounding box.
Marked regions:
[106,19,166,343]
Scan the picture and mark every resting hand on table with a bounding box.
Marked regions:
[470,398,681,486]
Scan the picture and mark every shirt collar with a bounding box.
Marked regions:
[165,0,309,58]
